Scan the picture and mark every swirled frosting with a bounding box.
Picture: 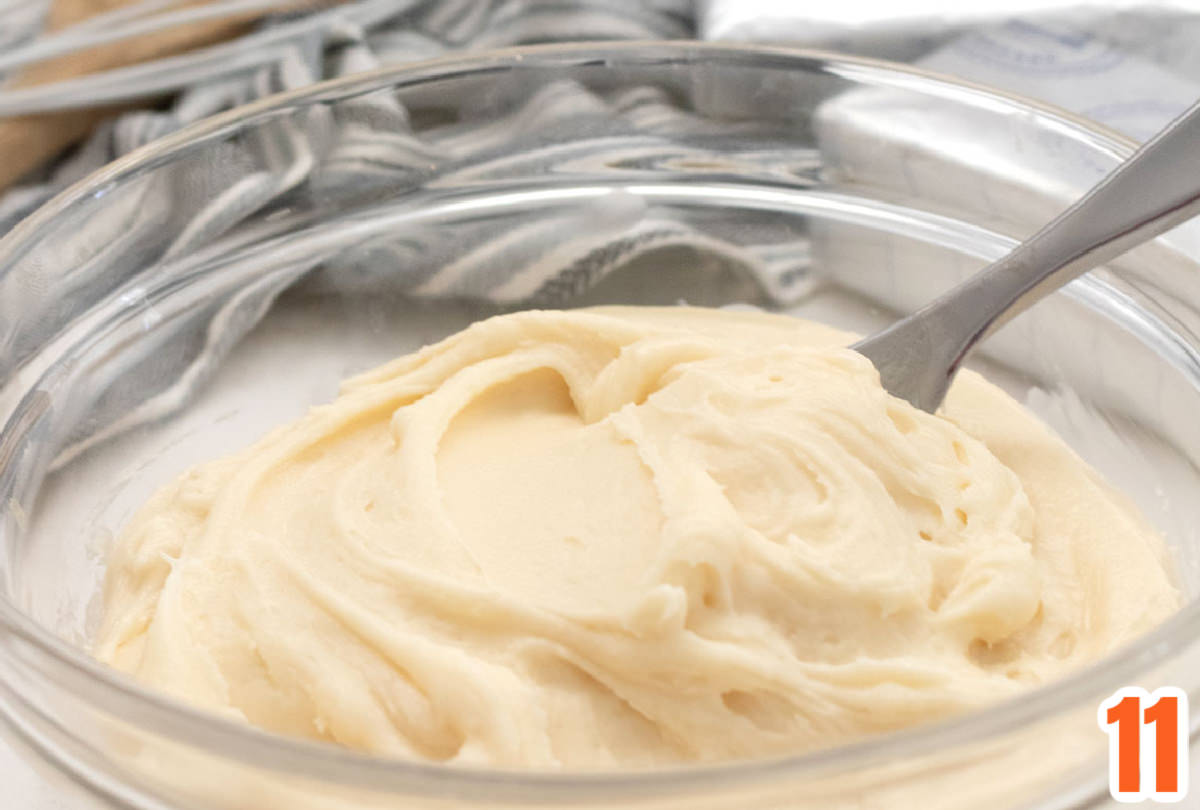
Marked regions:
[95,306,1179,768]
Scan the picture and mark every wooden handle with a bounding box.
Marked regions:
[0,0,333,193]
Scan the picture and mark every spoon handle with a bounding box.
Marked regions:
[855,97,1200,412]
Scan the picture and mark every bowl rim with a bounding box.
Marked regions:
[0,39,1195,802]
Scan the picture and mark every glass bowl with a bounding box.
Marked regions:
[0,41,1197,810]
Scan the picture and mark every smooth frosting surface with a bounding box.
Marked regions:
[95,306,1179,768]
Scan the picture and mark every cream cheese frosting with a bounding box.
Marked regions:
[94,306,1180,768]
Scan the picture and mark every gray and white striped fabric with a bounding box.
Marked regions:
[1,1,820,458]
[7,0,1200,421]
[6,1,1200,448]
[1,0,839,360]
[0,0,694,233]
[6,0,1200,245]
[5,0,1200,295]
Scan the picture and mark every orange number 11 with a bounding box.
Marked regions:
[1099,687,1188,803]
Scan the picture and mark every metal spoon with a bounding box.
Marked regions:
[853,98,1200,413]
